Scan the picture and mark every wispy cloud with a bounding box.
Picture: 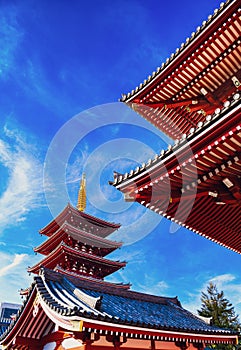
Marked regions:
[136,279,169,296]
[0,253,27,277]
[0,4,23,79]
[0,3,78,116]
[64,137,160,235]
[21,59,72,114]
[108,268,169,296]
[66,148,90,184]
[210,273,236,285]
[0,251,38,303]
[110,208,162,246]
[106,246,169,296]
[0,125,44,233]
[110,248,146,266]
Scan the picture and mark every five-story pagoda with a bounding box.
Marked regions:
[28,174,127,285]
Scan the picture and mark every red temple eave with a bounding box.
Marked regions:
[122,0,239,102]
[35,221,122,255]
[39,203,77,236]
[39,203,121,237]
[28,242,126,275]
[114,94,241,192]
[120,0,241,139]
[111,93,241,253]
[78,319,238,345]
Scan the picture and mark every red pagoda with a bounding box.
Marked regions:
[111,0,241,253]
[29,174,127,285]
[0,175,238,349]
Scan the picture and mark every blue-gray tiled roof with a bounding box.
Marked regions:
[35,269,233,335]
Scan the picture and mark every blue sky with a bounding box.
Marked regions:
[1,0,241,318]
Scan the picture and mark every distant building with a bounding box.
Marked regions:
[0,302,21,349]
[0,302,21,335]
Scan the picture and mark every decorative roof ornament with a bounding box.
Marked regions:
[77,173,86,212]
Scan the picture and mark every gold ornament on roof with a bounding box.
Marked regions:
[77,173,86,212]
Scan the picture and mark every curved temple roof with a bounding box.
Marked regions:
[111,0,241,254]
[121,0,241,139]
[40,203,121,238]
[35,221,122,256]
[28,242,126,276]
[0,269,238,348]
[111,93,241,253]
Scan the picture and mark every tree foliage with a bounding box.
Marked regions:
[198,282,240,331]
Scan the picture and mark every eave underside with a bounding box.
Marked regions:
[123,1,241,139]
[40,204,120,238]
[113,96,241,253]
[29,243,125,278]
[35,222,121,257]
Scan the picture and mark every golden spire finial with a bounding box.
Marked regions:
[77,173,86,212]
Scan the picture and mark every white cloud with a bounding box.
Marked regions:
[136,279,169,296]
[0,253,27,277]
[66,152,89,184]
[110,248,146,266]
[110,207,162,246]
[0,251,39,303]
[210,273,236,285]
[0,126,44,233]
[106,247,169,296]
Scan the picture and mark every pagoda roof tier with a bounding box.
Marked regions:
[39,203,120,238]
[0,268,237,348]
[35,222,122,257]
[121,0,241,140]
[50,266,131,289]
[28,242,126,277]
[111,93,241,253]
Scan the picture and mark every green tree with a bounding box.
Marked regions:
[198,282,240,331]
